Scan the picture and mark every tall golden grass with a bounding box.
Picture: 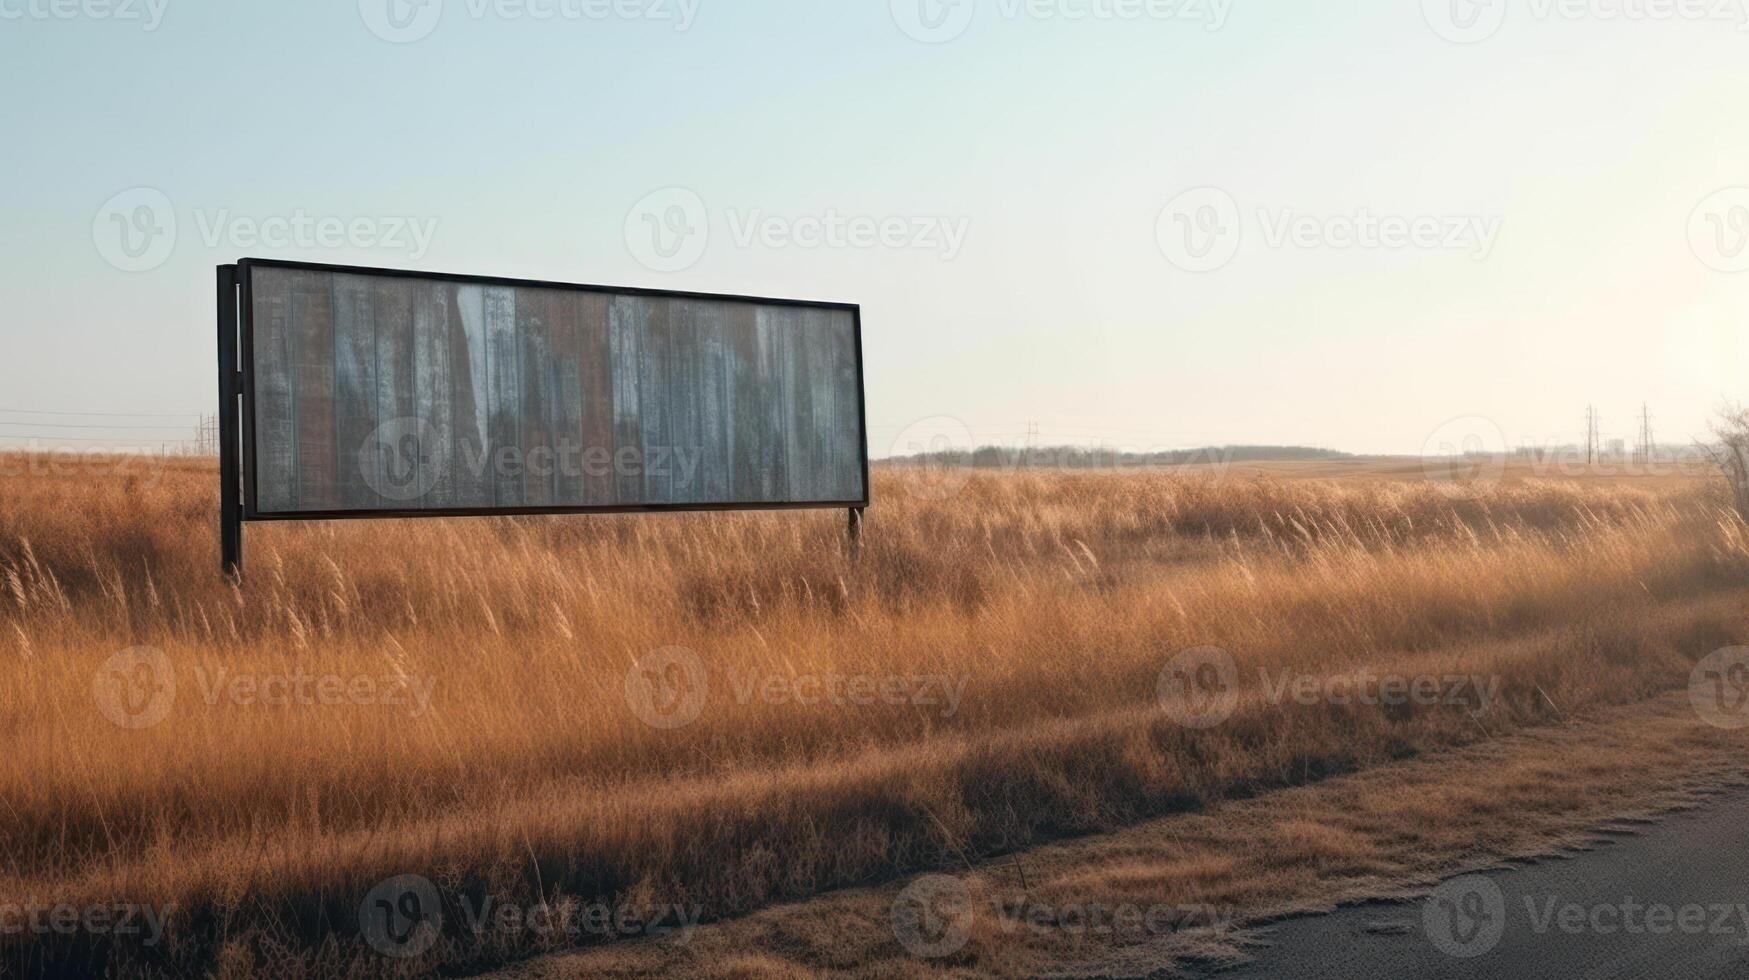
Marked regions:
[0,456,1744,976]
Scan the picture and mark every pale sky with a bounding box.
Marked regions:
[2,0,1746,457]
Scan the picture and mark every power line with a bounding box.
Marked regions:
[0,421,194,431]
[0,435,198,445]
[0,408,200,419]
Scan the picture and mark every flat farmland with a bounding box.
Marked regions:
[1,455,1743,977]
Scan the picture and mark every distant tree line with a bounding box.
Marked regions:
[881,445,1354,470]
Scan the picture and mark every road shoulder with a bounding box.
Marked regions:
[492,692,1749,979]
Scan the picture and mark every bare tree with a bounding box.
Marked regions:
[1707,404,1749,520]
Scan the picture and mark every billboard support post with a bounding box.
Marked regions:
[218,264,244,579]
[849,507,864,556]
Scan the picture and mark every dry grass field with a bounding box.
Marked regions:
[1,454,1745,977]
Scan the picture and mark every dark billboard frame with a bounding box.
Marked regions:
[218,258,869,576]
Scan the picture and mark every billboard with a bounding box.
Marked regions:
[217,259,868,572]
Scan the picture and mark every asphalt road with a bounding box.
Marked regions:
[1213,791,1749,980]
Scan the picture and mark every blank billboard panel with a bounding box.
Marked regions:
[240,260,867,518]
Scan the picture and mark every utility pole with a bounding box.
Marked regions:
[1584,406,1598,465]
[1636,404,1655,466]
[195,414,219,456]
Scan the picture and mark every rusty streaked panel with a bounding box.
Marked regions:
[575,292,615,506]
[482,285,522,508]
[373,277,416,503]
[516,289,558,508]
[290,272,338,511]
[411,280,453,508]
[548,291,586,506]
[330,274,378,509]
[450,283,491,506]
[245,264,866,515]
[252,272,296,513]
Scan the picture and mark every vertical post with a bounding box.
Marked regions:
[848,507,864,557]
[218,264,244,579]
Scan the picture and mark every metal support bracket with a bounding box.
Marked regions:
[218,265,244,579]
